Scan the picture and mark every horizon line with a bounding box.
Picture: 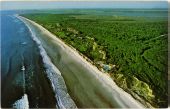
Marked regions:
[1,7,168,11]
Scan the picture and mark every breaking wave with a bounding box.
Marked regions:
[16,15,77,108]
[13,94,29,109]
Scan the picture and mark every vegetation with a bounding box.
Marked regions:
[21,10,168,107]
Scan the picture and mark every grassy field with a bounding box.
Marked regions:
[21,10,168,107]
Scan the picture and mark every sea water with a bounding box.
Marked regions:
[1,11,56,108]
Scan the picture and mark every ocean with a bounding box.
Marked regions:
[1,11,56,108]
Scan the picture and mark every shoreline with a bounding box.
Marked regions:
[17,15,77,108]
[19,15,149,108]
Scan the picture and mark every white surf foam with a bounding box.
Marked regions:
[16,15,77,108]
[13,94,29,109]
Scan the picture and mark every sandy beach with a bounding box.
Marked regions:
[19,15,145,108]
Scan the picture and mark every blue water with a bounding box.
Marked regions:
[1,11,56,108]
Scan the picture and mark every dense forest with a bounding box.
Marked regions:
[21,11,168,107]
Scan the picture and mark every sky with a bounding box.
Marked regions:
[1,1,168,10]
